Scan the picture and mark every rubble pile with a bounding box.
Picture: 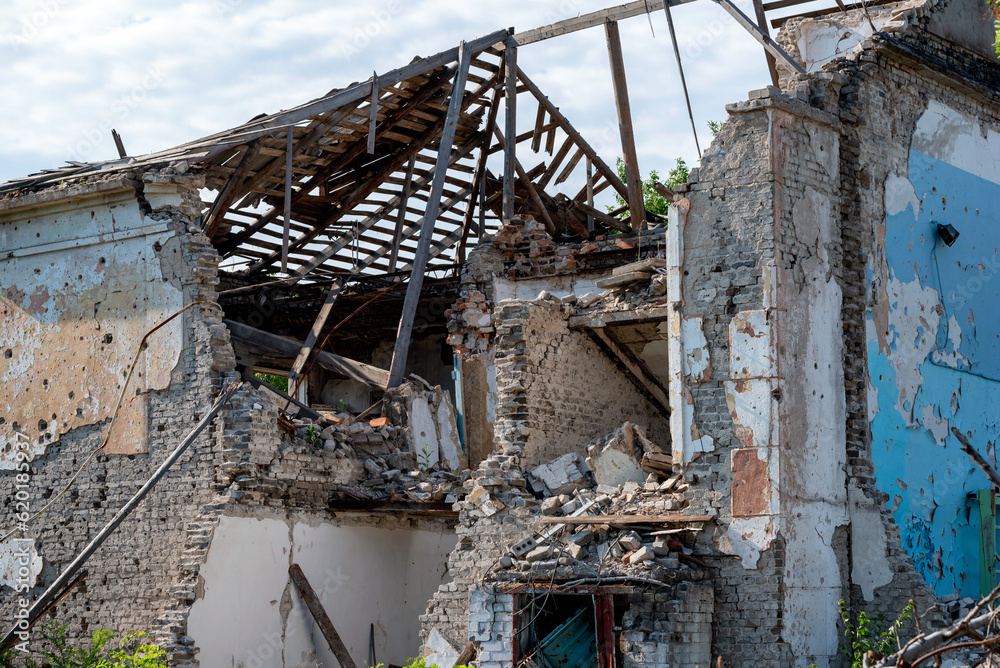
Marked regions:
[492,422,710,581]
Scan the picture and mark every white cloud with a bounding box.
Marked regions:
[0,0,772,184]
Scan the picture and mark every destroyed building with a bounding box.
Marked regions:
[0,0,999,665]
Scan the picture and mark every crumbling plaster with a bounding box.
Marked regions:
[0,181,186,461]
[868,99,1000,598]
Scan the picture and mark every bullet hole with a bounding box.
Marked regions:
[99,257,106,265]
[103,333,113,344]
[69,391,75,399]
[0,418,4,424]
[153,241,162,252]
[33,268,40,274]
[157,424,165,432]
[4,349,11,358]
[42,378,48,386]
[76,408,84,417]
[11,422,19,431]
[38,419,47,432]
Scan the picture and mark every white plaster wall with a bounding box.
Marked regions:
[493,274,601,301]
[779,180,850,668]
[188,515,458,668]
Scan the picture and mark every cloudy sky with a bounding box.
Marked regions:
[0,0,772,186]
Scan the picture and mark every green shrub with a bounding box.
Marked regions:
[0,623,168,668]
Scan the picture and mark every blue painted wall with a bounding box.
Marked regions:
[869,148,1000,598]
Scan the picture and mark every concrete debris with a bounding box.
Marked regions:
[526,452,592,496]
[586,422,668,488]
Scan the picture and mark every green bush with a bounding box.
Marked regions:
[0,623,168,668]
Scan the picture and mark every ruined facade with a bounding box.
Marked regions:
[0,0,998,666]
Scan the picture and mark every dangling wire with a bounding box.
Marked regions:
[351,219,360,273]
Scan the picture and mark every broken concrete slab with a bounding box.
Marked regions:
[595,270,653,290]
[586,422,666,488]
[527,452,591,496]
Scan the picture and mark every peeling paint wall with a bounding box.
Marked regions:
[188,513,457,668]
[868,100,1000,598]
[0,182,184,460]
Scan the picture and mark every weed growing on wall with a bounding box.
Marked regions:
[808,601,914,668]
[0,623,168,668]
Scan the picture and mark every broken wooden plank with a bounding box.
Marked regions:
[652,181,675,201]
[112,129,127,158]
[751,0,780,86]
[492,126,557,236]
[613,257,665,275]
[953,426,1000,488]
[458,82,502,263]
[203,139,262,238]
[388,41,473,389]
[588,327,670,415]
[539,513,713,525]
[244,373,321,421]
[517,67,630,206]
[289,564,359,668]
[455,641,478,666]
[367,72,379,154]
[281,128,293,273]
[225,319,389,388]
[605,20,646,230]
[512,0,696,45]
[641,452,674,473]
[503,35,517,221]
[596,270,653,289]
[713,0,805,74]
[388,154,416,273]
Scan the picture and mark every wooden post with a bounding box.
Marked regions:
[586,158,595,233]
[387,42,472,388]
[281,128,293,273]
[388,154,415,273]
[502,34,517,221]
[604,20,646,230]
[492,126,556,236]
[751,0,780,86]
[367,72,379,154]
[289,564,359,668]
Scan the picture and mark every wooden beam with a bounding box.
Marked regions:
[751,0,780,86]
[247,69,495,275]
[388,154,415,273]
[225,67,455,256]
[289,564,358,668]
[604,20,646,230]
[226,319,389,388]
[367,72,379,154]
[244,373,321,420]
[111,129,127,158]
[517,67,630,206]
[232,101,364,211]
[204,139,262,238]
[953,427,1000,488]
[502,35,517,221]
[388,41,473,388]
[537,136,574,190]
[512,0,696,46]
[458,81,502,263]
[586,158,595,233]
[539,513,713,525]
[712,0,805,74]
[289,132,484,280]
[492,126,556,236]
[281,129,293,273]
[178,29,510,156]
[588,327,670,415]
